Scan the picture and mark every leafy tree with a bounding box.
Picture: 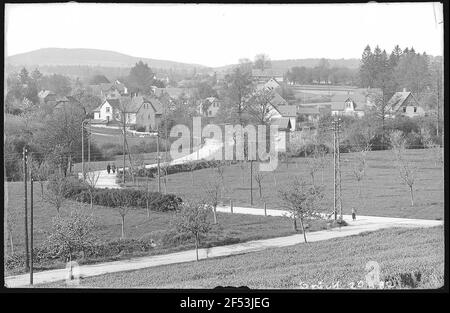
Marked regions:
[46,208,97,263]
[128,60,155,94]
[45,173,72,213]
[278,177,324,242]
[359,45,375,88]
[254,54,271,71]
[174,201,211,261]
[217,67,254,125]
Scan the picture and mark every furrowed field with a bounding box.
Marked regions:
[40,226,444,289]
[128,148,444,219]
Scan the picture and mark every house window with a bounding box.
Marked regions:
[106,107,110,113]
[413,107,417,113]
[403,107,406,113]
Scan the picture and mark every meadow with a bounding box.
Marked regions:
[128,148,444,219]
[39,225,444,289]
[4,181,330,274]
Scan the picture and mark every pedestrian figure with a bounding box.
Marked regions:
[107,163,111,174]
[112,163,116,174]
[352,208,357,221]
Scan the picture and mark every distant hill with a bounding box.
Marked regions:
[214,58,361,73]
[6,48,208,71]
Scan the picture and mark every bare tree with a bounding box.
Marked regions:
[351,144,371,200]
[203,176,222,224]
[390,131,417,207]
[84,171,100,210]
[117,206,130,239]
[215,162,226,195]
[31,159,51,200]
[6,209,18,256]
[187,161,198,186]
[245,88,278,126]
[45,173,71,213]
[278,177,324,243]
[254,171,265,199]
[239,161,247,186]
[174,201,211,261]
[422,128,443,167]
[254,54,271,71]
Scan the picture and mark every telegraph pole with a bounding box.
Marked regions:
[333,121,337,220]
[157,128,161,193]
[250,160,253,206]
[30,170,34,285]
[88,121,91,170]
[22,147,29,272]
[123,111,126,184]
[332,117,343,221]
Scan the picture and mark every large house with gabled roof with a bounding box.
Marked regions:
[386,90,425,118]
[92,95,164,131]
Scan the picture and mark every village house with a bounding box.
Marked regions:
[198,97,221,117]
[330,93,367,117]
[276,105,297,131]
[89,80,128,99]
[38,90,57,105]
[92,95,164,131]
[386,90,425,118]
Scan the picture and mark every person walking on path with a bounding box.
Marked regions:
[112,163,116,174]
[352,208,357,221]
[107,163,111,174]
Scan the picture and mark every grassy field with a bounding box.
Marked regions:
[4,181,331,274]
[128,149,444,219]
[39,225,444,289]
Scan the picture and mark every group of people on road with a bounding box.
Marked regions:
[106,163,116,174]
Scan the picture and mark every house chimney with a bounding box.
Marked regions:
[403,88,407,92]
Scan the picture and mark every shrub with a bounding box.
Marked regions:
[66,185,182,212]
[120,160,234,178]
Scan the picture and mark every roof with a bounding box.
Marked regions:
[252,69,284,78]
[271,117,292,130]
[153,87,196,99]
[38,90,56,98]
[297,106,320,115]
[99,83,114,92]
[270,92,288,107]
[387,91,418,112]
[277,105,297,117]
[331,92,367,104]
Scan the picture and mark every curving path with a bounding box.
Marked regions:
[4,212,442,288]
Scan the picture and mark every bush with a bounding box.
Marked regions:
[120,160,235,178]
[84,239,154,259]
[66,184,182,212]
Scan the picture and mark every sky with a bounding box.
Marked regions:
[5,2,444,68]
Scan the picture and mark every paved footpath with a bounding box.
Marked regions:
[5,213,442,288]
[82,138,224,189]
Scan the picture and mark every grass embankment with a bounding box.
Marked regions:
[127,148,444,219]
[40,226,444,289]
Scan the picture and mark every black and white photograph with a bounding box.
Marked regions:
[2,1,446,295]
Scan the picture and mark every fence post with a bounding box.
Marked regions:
[230,200,233,213]
[264,202,267,216]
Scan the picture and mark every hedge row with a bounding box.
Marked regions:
[67,184,182,212]
[119,160,236,178]
[5,239,155,271]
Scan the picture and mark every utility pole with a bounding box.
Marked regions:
[88,121,91,170]
[157,128,161,193]
[123,111,126,184]
[22,147,29,272]
[337,119,343,220]
[332,117,343,220]
[250,160,253,206]
[30,169,34,285]
[333,121,337,220]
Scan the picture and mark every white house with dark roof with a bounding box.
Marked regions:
[276,105,297,131]
[330,93,367,117]
[92,95,164,131]
[386,90,424,118]
[198,97,221,117]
